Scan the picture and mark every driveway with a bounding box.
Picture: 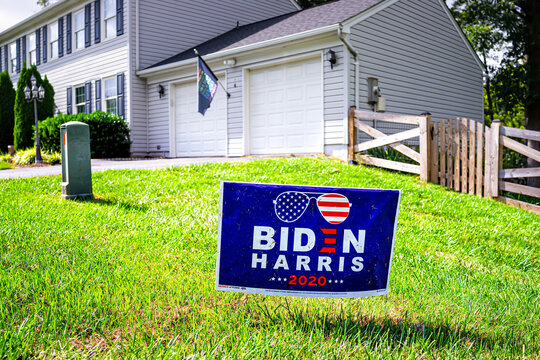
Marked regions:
[0,157,257,179]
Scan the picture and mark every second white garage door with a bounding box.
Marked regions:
[249,56,323,155]
[175,78,227,157]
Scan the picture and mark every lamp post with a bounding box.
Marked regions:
[24,75,45,163]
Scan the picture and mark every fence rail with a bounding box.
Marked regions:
[349,108,540,214]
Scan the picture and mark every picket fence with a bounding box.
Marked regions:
[348,108,540,214]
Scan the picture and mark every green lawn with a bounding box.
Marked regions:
[0,158,538,359]
[0,161,13,170]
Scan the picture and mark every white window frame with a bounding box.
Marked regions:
[103,0,117,40]
[74,9,85,50]
[28,33,37,65]
[49,22,59,59]
[74,85,86,114]
[9,42,17,73]
[103,76,117,114]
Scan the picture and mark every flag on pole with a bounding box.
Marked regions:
[197,55,218,115]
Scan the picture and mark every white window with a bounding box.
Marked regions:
[75,85,86,113]
[74,11,85,49]
[28,34,37,65]
[104,77,117,114]
[103,0,116,39]
[9,42,17,72]
[49,22,58,59]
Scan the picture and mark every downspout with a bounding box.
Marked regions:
[338,24,360,108]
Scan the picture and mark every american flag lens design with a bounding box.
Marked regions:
[273,191,352,224]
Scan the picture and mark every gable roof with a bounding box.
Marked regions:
[147,0,383,69]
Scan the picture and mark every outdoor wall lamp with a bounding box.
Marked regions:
[24,74,45,163]
[326,49,337,69]
[158,85,165,98]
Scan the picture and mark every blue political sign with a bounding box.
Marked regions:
[216,182,401,298]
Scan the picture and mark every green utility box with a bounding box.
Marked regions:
[61,121,93,200]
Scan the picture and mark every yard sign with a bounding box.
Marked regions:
[215,182,401,298]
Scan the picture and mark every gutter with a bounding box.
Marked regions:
[337,24,359,108]
[137,23,340,77]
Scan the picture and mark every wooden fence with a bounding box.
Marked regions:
[348,108,540,214]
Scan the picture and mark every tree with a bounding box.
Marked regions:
[13,64,55,150]
[451,0,540,186]
[0,71,16,153]
[296,0,331,9]
[36,0,50,7]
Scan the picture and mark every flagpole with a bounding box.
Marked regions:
[194,49,231,98]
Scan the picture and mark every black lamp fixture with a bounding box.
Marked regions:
[24,74,45,164]
[326,49,337,69]
[158,85,165,98]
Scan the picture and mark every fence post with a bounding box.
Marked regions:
[489,119,502,198]
[348,106,356,163]
[419,113,431,182]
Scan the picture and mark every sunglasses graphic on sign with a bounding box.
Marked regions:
[273,191,351,224]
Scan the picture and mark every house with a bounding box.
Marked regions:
[1,0,484,161]
[0,0,300,155]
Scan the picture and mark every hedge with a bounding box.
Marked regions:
[0,71,15,153]
[39,111,131,158]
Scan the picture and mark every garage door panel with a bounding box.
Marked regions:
[249,57,323,155]
[175,78,227,157]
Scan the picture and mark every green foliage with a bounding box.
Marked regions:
[13,64,55,150]
[0,161,13,170]
[0,158,538,358]
[366,145,418,165]
[0,71,16,153]
[39,111,131,158]
[296,0,331,9]
[11,148,61,165]
[0,153,11,162]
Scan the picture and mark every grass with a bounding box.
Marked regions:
[0,157,538,359]
[0,161,13,170]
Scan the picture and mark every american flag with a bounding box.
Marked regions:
[317,194,351,224]
[274,192,310,223]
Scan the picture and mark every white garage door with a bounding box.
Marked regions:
[249,56,323,155]
[175,78,227,157]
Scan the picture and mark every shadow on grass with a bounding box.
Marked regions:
[86,196,150,212]
[257,302,531,356]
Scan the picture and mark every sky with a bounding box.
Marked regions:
[0,0,457,33]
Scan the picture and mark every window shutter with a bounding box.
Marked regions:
[0,47,2,72]
[85,4,91,48]
[116,0,124,36]
[95,79,102,111]
[94,0,101,43]
[21,36,26,67]
[117,72,124,117]
[58,17,64,58]
[84,81,92,113]
[42,25,47,63]
[66,87,72,115]
[36,28,41,65]
[66,13,72,54]
[16,38,21,73]
[3,45,7,71]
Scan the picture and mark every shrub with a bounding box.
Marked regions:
[39,111,131,158]
[0,153,12,162]
[0,71,16,153]
[13,64,55,150]
[11,148,61,165]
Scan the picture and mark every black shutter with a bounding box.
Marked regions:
[36,28,41,65]
[95,79,102,111]
[94,0,101,43]
[42,25,48,63]
[58,17,64,58]
[0,47,2,72]
[117,72,124,117]
[85,81,92,113]
[21,36,26,68]
[3,45,7,72]
[66,13,72,54]
[66,87,72,115]
[85,4,91,48]
[16,38,20,73]
[116,0,124,36]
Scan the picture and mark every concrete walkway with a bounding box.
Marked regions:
[0,157,256,179]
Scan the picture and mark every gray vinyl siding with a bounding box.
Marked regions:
[138,0,299,69]
[324,46,347,145]
[227,66,243,156]
[146,79,170,156]
[349,0,484,141]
